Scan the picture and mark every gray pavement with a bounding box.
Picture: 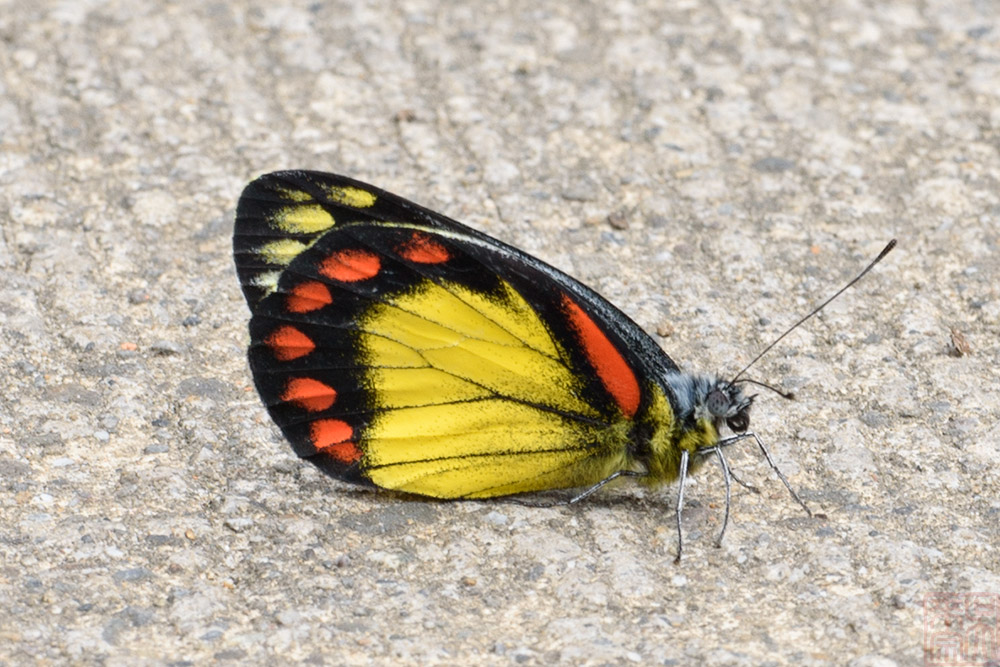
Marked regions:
[1,1,998,664]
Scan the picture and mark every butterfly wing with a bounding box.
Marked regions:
[234,172,681,498]
[235,170,483,307]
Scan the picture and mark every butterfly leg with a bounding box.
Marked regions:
[716,433,759,493]
[566,470,645,504]
[674,450,689,563]
[712,446,733,548]
[726,466,759,494]
[745,431,812,517]
[508,469,644,508]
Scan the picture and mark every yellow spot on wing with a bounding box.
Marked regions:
[258,239,310,266]
[252,270,282,296]
[273,204,336,234]
[327,185,376,208]
[275,187,314,202]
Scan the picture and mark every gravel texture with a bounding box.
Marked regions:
[1,1,998,665]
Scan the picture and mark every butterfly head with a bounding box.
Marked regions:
[704,381,754,434]
[665,373,755,447]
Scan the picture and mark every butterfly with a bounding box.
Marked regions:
[233,170,895,559]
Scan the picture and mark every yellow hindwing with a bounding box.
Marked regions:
[357,277,631,498]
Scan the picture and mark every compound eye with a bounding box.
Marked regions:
[727,411,750,433]
[706,389,729,417]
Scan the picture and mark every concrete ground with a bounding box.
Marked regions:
[1,1,998,665]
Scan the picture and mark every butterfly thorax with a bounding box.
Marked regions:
[638,372,753,485]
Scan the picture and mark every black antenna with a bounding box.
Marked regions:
[731,239,897,384]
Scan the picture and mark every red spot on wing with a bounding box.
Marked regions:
[560,294,640,418]
[319,249,381,282]
[281,377,337,412]
[265,325,315,361]
[287,281,333,313]
[310,419,361,463]
[398,231,450,264]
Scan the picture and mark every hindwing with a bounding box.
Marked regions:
[234,172,681,498]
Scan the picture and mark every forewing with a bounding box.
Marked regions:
[234,171,489,309]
